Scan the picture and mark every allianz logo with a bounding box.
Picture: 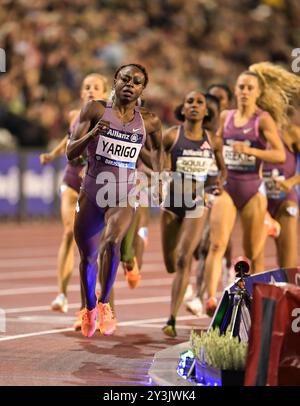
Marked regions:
[23,167,55,202]
[0,166,20,203]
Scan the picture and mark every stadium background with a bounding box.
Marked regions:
[0,0,300,388]
[0,0,300,217]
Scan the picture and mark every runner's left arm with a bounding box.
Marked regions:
[207,130,227,193]
[144,113,163,173]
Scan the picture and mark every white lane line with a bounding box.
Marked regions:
[0,270,55,280]
[117,315,198,326]
[0,328,74,342]
[0,254,162,268]
[6,316,75,324]
[0,284,82,296]
[131,324,204,329]
[0,315,198,342]
[0,276,183,296]
[0,263,165,280]
[5,296,171,314]
[5,304,69,314]
[0,251,161,261]
[10,320,203,329]
[0,257,59,267]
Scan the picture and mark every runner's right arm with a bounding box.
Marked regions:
[67,101,106,160]
[40,136,68,165]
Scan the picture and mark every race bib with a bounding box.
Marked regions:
[223,141,256,171]
[176,149,214,181]
[263,169,286,199]
[96,135,142,169]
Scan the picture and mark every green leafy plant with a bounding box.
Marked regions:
[190,328,247,370]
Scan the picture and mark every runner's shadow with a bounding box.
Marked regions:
[67,361,152,386]
[63,330,189,385]
[64,330,187,358]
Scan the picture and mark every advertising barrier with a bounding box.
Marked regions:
[0,151,67,218]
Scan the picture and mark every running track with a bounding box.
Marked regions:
[0,217,298,386]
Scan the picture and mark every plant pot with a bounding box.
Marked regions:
[195,359,245,386]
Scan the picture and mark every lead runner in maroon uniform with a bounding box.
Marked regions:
[67,64,163,338]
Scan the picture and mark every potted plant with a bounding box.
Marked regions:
[190,328,247,386]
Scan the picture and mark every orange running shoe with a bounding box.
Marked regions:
[264,211,281,238]
[123,257,141,289]
[81,307,97,337]
[98,302,117,336]
[206,297,218,318]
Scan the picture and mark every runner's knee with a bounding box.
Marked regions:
[176,250,189,272]
[101,233,122,256]
[80,251,98,269]
[210,240,227,255]
[63,225,74,242]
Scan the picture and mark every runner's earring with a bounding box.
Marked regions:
[109,88,116,102]
[180,110,186,121]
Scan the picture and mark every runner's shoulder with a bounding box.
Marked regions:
[80,100,106,121]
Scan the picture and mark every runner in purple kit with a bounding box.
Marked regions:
[203,62,300,317]
[39,74,108,329]
[263,107,300,268]
[67,64,163,338]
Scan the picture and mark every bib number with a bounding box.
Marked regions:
[96,135,142,169]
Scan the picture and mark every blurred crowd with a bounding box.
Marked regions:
[0,0,299,148]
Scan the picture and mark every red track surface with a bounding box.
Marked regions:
[0,217,298,386]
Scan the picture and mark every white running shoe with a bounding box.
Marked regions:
[51,293,68,313]
[186,297,203,317]
[183,284,194,303]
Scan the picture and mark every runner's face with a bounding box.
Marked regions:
[208,87,230,111]
[81,76,106,102]
[183,91,207,121]
[114,66,145,103]
[235,74,261,108]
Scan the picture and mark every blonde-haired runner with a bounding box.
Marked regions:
[204,62,300,316]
